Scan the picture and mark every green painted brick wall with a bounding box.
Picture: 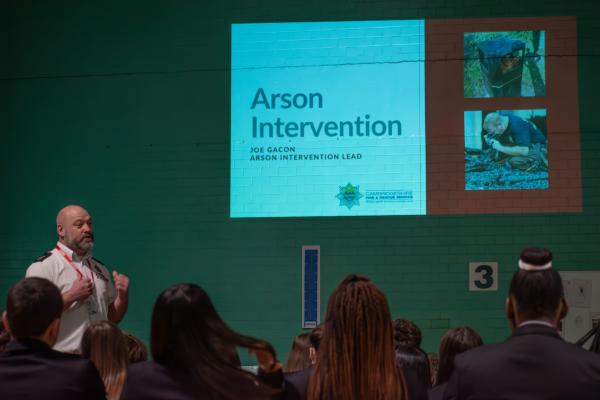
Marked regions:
[2,0,600,362]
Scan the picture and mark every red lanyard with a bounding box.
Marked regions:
[54,245,95,283]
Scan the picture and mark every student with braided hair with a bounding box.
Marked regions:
[309,274,406,400]
[286,274,406,400]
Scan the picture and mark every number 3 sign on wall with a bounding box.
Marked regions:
[469,262,498,291]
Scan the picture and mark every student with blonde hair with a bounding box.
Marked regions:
[82,320,129,400]
[284,332,312,373]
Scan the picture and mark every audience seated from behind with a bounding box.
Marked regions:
[0,277,105,400]
[123,332,148,364]
[443,247,600,399]
[12,249,599,400]
[120,283,283,400]
[428,327,482,400]
[285,274,407,400]
[82,320,129,400]
[284,332,312,374]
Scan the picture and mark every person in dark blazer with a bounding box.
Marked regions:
[284,364,313,400]
[0,277,105,400]
[443,247,600,400]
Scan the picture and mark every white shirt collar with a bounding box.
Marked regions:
[518,320,556,329]
[55,241,92,262]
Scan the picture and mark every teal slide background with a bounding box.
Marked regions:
[231,21,426,217]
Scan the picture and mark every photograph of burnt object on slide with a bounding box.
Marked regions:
[464,31,545,98]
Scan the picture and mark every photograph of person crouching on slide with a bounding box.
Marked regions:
[464,110,548,190]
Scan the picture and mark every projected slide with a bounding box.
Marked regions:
[231,20,425,218]
[231,16,581,217]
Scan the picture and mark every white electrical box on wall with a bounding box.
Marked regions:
[560,271,600,349]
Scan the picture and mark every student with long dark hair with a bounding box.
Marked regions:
[120,283,282,400]
[305,274,406,400]
[393,319,430,400]
[395,345,430,400]
[429,327,482,400]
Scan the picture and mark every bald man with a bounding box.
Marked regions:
[26,205,130,353]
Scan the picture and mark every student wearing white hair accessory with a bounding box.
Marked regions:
[443,247,600,400]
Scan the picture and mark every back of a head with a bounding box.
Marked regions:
[309,325,323,351]
[5,277,62,339]
[308,274,404,400]
[509,247,563,321]
[395,345,431,400]
[151,283,238,366]
[124,332,148,364]
[436,327,483,385]
[81,320,128,400]
[393,319,422,348]
[150,283,277,399]
[284,332,312,373]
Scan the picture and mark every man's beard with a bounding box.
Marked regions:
[71,234,95,255]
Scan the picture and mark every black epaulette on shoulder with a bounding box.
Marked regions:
[92,257,105,266]
[33,251,52,263]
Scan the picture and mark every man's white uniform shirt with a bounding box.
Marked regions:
[26,242,116,353]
